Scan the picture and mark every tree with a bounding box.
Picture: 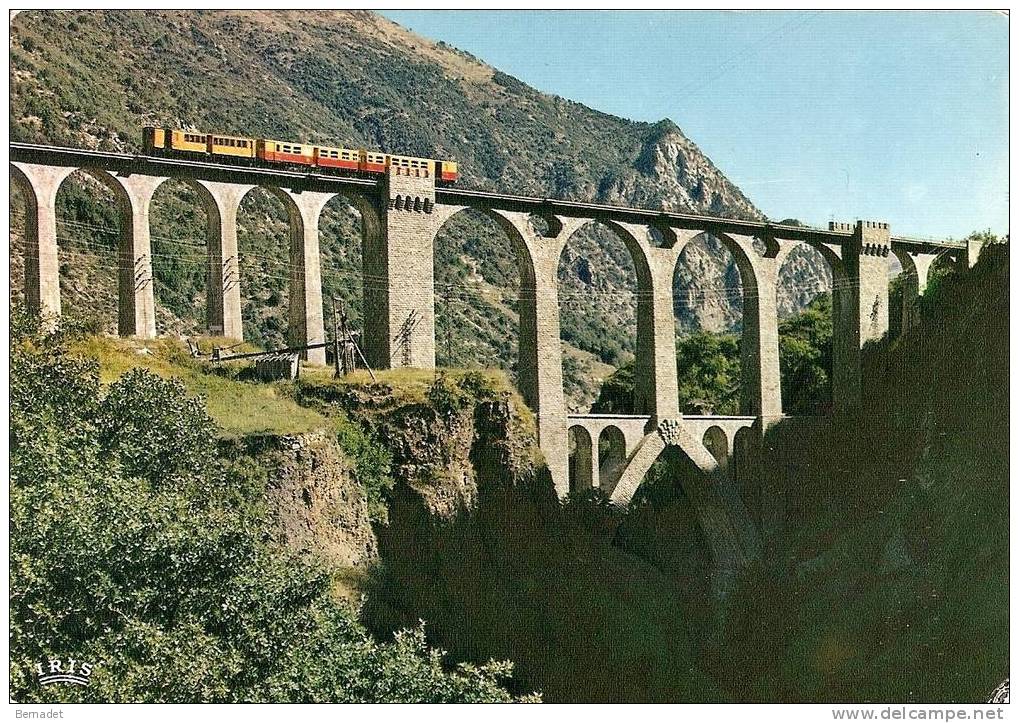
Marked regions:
[9,312,528,703]
[778,294,832,415]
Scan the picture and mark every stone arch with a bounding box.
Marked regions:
[702,425,729,469]
[45,167,130,332]
[671,231,749,415]
[610,424,760,595]
[431,206,534,375]
[558,219,651,414]
[776,242,834,415]
[235,186,293,349]
[148,178,211,337]
[598,424,628,494]
[568,424,595,493]
[317,191,374,353]
[797,240,857,414]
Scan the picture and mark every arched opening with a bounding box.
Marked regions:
[318,194,366,361]
[49,169,121,332]
[149,178,208,338]
[702,425,729,469]
[433,208,523,373]
[236,187,291,350]
[9,180,28,309]
[598,425,627,494]
[915,251,961,307]
[567,425,595,493]
[560,221,640,414]
[777,243,834,415]
[672,233,743,415]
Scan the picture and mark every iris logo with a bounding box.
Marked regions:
[35,658,95,686]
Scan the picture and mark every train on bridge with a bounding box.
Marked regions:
[141,127,459,183]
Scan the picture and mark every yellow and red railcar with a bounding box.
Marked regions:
[438,160,459,183]
[257,139,314,167]
[361,150,388,175]
[314,145,361,171]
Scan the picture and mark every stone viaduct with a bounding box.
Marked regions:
[10,143,979,588]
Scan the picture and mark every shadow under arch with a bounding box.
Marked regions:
[597,424,627,495]
[558,218,651,414]
[567,424,595,493]
[702,425,729,469]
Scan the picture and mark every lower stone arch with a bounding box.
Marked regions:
[610,421,760,596]
[702,425,729,469]
[598,424,627,494]
[568,424,595,493]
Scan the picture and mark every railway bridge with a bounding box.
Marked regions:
[10,143,979,584]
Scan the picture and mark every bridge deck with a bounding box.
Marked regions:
[10,142,963,253]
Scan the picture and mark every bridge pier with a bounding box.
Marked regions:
[10,162,75,327]
[364,169,440,369]
[741,254,783,423]
[108,173,167,339]
[496,212,588,497]
[829,221,890,410]
[195,181,252,341]
[718,233,784,423]
[630,227,683,422]
[278,189,333,365]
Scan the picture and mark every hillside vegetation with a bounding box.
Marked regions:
[9,9,832,409]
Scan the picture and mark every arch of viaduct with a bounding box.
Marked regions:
[10,144,981,584]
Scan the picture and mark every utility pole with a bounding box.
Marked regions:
[443,283,453,367]
[331,297,341,379]
[339,303,355,375]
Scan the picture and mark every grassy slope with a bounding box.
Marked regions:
[71,336,329,437]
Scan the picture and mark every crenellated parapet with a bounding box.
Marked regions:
[386,167,435,214]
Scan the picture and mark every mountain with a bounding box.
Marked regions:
[9,10,830,408]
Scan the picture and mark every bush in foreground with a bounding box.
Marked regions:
[9,313,529,702]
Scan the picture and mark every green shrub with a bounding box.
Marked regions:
[9,311,527,703]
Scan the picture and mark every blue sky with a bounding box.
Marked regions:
[380,10,1008,239]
